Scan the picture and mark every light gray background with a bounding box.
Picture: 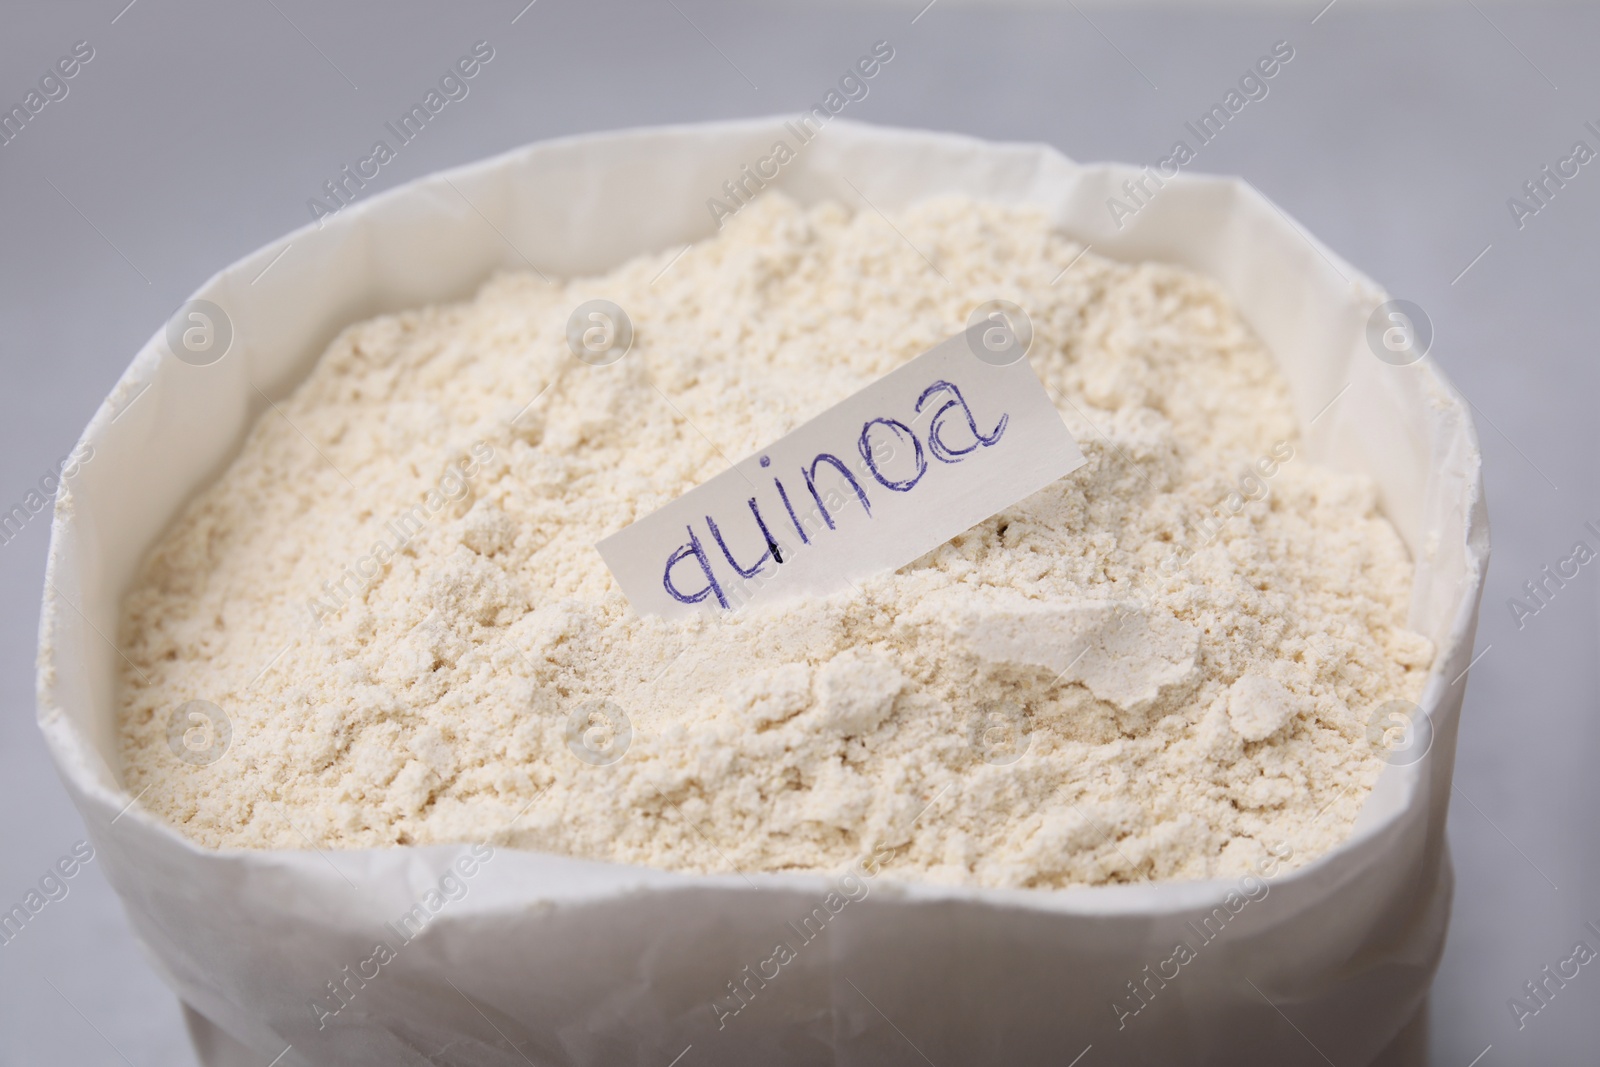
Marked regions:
[1,1,1595,1064]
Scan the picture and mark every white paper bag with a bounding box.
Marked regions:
[37,118,1488,1067]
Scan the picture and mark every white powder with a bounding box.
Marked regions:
[117,194,1433,888]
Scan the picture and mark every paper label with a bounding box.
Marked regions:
[597,324,1086,618]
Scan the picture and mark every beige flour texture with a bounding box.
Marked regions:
[117,194,1434,888]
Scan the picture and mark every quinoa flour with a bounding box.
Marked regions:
[116,194,1434,888]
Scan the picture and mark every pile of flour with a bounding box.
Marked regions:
[117,194,1433,888]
